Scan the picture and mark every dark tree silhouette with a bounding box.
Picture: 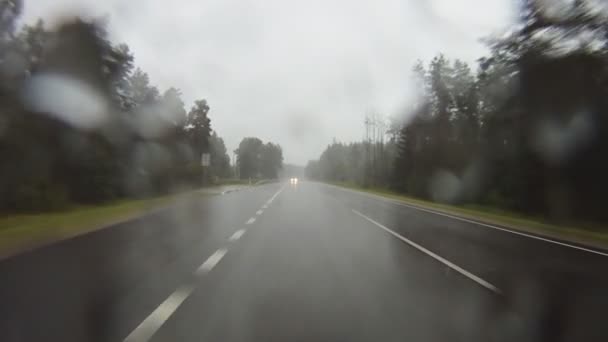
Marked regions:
[307,0,608,224]
[0,5,231,211]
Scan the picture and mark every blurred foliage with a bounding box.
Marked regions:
[307,0,608,224]
[209,132,232,179]
[306,140,396,187]
[0,0,231,212]
[235,137,283,180]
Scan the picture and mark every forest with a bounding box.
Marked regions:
[0,0,283,212]
[306,0,608,224]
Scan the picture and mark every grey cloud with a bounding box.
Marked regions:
[24,0,515,164]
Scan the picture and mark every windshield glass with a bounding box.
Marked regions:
[1,1,608,341]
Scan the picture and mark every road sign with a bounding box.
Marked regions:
[201,153,211,167]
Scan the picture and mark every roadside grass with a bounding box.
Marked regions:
[215,178,251,186]
[331,182,608,249]
[0,195,179,257]
[215,178,275,186]
[0,180,268,258]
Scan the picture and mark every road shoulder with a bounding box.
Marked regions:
[0,184,252,260]
[327,183,608,252]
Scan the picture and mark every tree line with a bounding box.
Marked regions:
[307,0,608,224]
[0,0,233,211]
[235,137,283,180]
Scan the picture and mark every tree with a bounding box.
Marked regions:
[235,137,263,179]
[235,137,283,180]
[260,142,283,179]
[427,54,454,170]
[107,43,135,111]
[0,9,223,210]
[209,131,231,179]
[0,0,22,49]
[128,68,159,106]
[185,99,211,159]
[15,18,46,72]
[392,61,434,196]
[162,87,187,126]
[305,160,321,180]
[307,0,608,224]
[479,0,608,219]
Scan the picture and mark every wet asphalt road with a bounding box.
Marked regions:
[1,181,608,341]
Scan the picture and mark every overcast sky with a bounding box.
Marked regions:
[23,0,516,165]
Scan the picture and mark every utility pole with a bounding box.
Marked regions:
[364,114,371,186]
[371,113,377,186]
[233,150,239,179]
[377,116,385,184]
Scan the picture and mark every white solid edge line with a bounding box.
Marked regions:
[229,229,246,241]
[124,283,196,342]
[262,204,268,209]
[330,185,608,257]
[256,210,263,215]
[401,205,608,257]
[352,209,502,295]
[246,217,256,225]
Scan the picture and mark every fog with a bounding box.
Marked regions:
[23,0,516,164]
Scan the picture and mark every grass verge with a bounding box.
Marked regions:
[215,178,252,186]
[331,182,608,250]
[0,195,178,258]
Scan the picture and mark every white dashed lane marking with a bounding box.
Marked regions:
[195,248,228,275]
[124,248,228,342]
[124,283,196,342]
[229,229,246,242]
[125,183,288,342]
[266,185,285,205]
